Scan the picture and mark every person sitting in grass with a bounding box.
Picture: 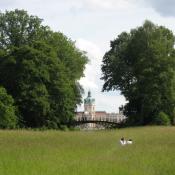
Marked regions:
[127,139,133,144]
[120,137,126,145]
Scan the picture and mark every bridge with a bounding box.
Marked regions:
[69,116,126,128]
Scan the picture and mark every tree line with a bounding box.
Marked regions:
[1,10,174,128]
[0,9,87,129]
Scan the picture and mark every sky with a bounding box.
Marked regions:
[1,0,175,112]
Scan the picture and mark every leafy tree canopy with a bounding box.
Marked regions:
[101,20,175,125]
[0,9,87,128]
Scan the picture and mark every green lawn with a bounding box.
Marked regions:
[0,126,174,175]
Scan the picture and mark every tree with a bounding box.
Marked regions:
[0,87,17,128]
[0,10,87,128]
[101,21,175,125]
[45,32,87,107]
[0,9,48,49]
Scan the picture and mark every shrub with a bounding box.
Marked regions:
[0,87,17,128]
[154,112,170,125]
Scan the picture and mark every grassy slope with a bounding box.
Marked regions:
[0,127,174,175]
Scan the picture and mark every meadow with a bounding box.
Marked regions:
[0,126,174,175]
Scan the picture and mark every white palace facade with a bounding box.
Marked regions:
[76,91,126,128]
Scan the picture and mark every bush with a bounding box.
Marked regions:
[171,109,175,125]
[0,87,17,128]
[154,112,170,126]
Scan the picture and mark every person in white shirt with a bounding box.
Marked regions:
[120,137,127,145]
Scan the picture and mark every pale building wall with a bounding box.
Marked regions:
[84,104,95,119]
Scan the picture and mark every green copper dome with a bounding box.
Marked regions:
[84,91,95,105]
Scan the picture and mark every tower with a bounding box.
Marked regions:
[84,90,95,119]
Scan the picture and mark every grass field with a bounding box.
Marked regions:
[0,126,174,175]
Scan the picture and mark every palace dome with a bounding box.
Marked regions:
[84,91,95,105]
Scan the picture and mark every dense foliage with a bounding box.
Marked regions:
[0,87,17,128]
[0,9,87,128]
[101,21,175,125]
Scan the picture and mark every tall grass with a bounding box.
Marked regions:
[0,126,174,175]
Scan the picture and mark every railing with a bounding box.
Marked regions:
[75,115,126,124]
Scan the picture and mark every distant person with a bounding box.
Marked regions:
[127,139,133,144]
[120,137,126,145]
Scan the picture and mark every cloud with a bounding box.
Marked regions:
[78,0,175,17]
[142,0,175,17]
[0,0,18,8]
[64,0,138,13]
[95,93,126,112]
[0,0,136,15]
[78,0,131,10]
[76,38,102,91]
[2,0,175,18]
[76,39,102,59]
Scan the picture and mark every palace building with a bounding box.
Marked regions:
[76,91,126,128]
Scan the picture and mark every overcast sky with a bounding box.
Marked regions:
[1,0,175,112]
